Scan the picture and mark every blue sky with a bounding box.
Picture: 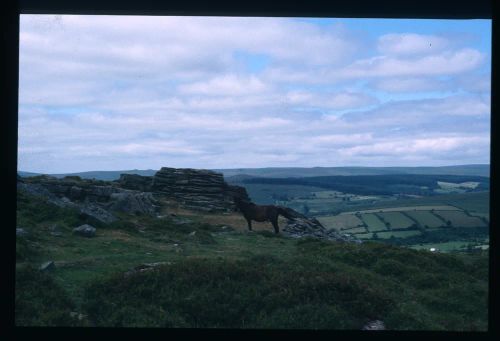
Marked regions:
[18,15,491,173]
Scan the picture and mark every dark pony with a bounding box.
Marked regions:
[233,197,293,234]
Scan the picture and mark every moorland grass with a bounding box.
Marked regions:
[15,191,489,330]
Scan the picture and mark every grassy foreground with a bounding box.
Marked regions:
[15,191,488,330]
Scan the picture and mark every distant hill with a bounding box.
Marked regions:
[18,169,157,181]
[18,164,490,181]
[242,174,490,196]
[219,164,490,179]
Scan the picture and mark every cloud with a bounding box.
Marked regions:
[369,77,452,93]
[377,33,450,56]
[338,135,490,160]
[18,15,491,172]
[340,48,484,78]
[178,75,270,96]
[285,91,378,110]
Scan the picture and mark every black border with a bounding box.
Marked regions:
[4,0,497,339]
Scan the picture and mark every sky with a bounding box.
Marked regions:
[18,15,491,173]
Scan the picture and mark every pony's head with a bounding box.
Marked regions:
[232,196,250,211]
[233,196,242,211]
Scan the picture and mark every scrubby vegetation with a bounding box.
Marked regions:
[15,265,84,326]
[15,189,489,330]
[78,241,488,329]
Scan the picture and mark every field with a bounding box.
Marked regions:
[377,212,415,230]
[361,214,387,232]
[405,211,444,228]
[376,230,422,239]
[409,241,485,252]
[434,211,487,228]
[317,214,364,230]
[240,181,491,252]
[311,191,489,251]
[339,205,460,215]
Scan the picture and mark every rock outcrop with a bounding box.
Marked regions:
[279,207,362,243]
[116,174,153,192]
[151,167,250,212]
[73,224,97,237]
[362,320,386,330]
[18,175,160,223]
[17,168,251,219]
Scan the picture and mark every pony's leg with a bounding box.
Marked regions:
[271,219,279,234]
[247,219,253,231]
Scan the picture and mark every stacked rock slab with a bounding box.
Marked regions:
[278,206,362,243]
[152,167,250,212]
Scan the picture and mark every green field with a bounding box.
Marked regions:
[361,214,387,232]
[377,212,415,230]
[409,241,480,252]
[342,226,368,234]
[356,233,374,239]
[340,205,460,215]
[376,230,422,239]
[336,192,489,215]
[317,214,364,230]
[405,211,444,228]
[434,211,487,228]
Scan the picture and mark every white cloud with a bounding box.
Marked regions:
[341,48,484,78]
[369,77,451,93]
[178,75,270,96]
[377,33,450,56]
[18,15,491,172]
[285,91,378,110]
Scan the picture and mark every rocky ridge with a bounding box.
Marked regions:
[17,168,359,242]
[17,175,160,223]
[115,167,250,212]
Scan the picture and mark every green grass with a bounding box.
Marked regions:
[376,230,422,239]
[338,192,489,215]
[361,214,387,232]
[406,211,444,228]
[342,227,368,234]
[15,190,489,330]
[16,265,86,326]
[316,214,364,231]
[79,241,488,330]
[434,211,487,228]
[409,241,478,252]
[377,212,414,229]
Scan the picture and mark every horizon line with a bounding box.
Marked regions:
[18,163,490,175]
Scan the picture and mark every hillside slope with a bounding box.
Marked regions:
[15,188,488,330]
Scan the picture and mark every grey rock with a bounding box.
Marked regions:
[69,312,87,321]
[124,261,171,277]
[281,212,362,243]
[362,320,386,330]
[116,173,153,191]
[152,167,250,212]
[16,228,28,237]
[39,261,55,272]
[73,224,96,237]
[109,191,158,215]
[80,202,117,224]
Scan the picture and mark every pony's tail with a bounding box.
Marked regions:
[276,206,298,220]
